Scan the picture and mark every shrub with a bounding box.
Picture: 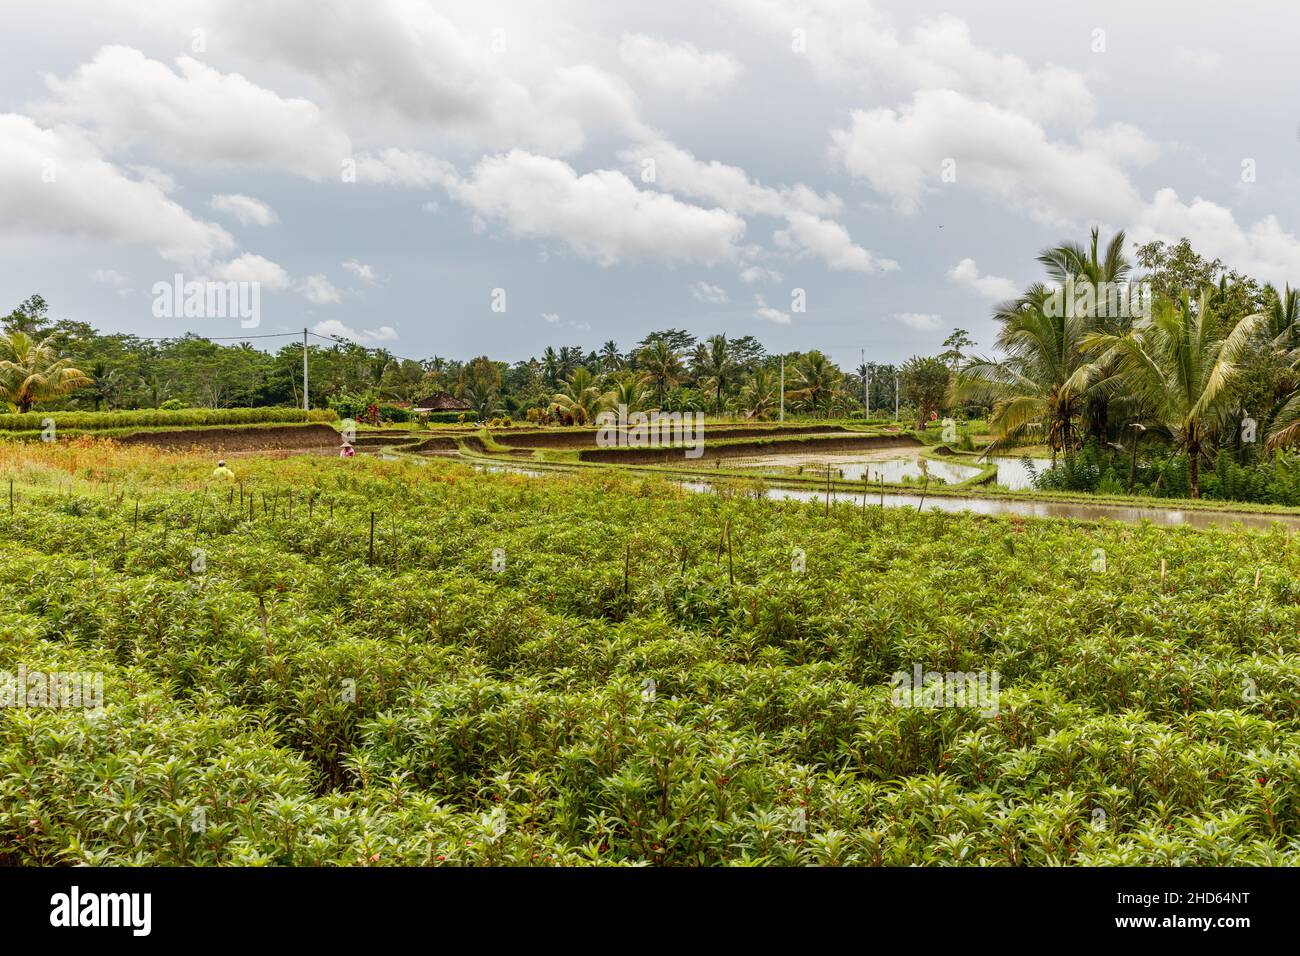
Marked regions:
[0,407,337,432]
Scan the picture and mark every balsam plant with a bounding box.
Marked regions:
[1,440,1299,865]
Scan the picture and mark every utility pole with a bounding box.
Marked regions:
[303,328,309,411]
[779,355,785,423]
[861,348,869,418]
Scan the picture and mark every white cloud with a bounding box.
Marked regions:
[542,312,560,324]
[210,193,278,227]
[299,274,342,304]
[313,319,397,343]
[720,1,1094,124]
[690,281,729,303]
[752,293,790,324]
[202,0,650,155]
[895,312,942,331]
[1131,188,1300,288]
[774,211,899,273]
[90,268,129,286]
[446,150,746,266]
[0,112,234,264]
[214,253,292,291]
[831,90,1150,226]
[342,259,382,285]
[739,265,783,283]
[38,46,352,180]
[355,149,456,188]
[626,138,893,273]
[618,33,742,100]
[948,258,1017,299]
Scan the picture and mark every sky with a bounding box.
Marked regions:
[3,0,1300,369]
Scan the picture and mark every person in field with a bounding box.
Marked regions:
[340,441,355,458]
[211,459,236,480]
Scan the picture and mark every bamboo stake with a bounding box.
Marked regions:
[1160,558,1166,589]
[727,521,734,585]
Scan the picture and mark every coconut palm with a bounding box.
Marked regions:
[551,366,605,424]
[1084,290,1264,498]
[637,339,683,406]
[0,331,92,413]
[463,380,505,420]
[1037,227,1136,442]
[787,351,842,416]
[957,284,1095,460]
[600,341,624,372]
[601,372,648,413]
[1261,284,1300,350]
[691,334,740,413]
[737,368,779,420]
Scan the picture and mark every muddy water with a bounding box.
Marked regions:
[988,456,1055,491]
[728,450,982,485]
[469,461,1300,531]
[758,486,1300,531]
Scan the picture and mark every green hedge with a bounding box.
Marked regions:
[426,411,480,424]
[0,407,337,432]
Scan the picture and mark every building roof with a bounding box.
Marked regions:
[413,391,472,412]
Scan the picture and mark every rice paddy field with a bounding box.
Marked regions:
[3,439,1300,866]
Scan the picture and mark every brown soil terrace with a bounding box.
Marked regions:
[578,433,923,464]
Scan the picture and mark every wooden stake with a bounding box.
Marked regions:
[624,542,630,595]
[1160,558,1166,588]
[258,594,269,650]
[1255,568,1261,589]
[727,521,734,585]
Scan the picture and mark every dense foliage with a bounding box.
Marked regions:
[2,443,1298,865]
[0,407,336,433]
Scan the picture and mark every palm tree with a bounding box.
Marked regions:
[542,347,560,387]
[551,367,605,424]
[637,339,683,406]
[0,331,92,413]
[957,284,1094,460]
[1037,226,1134,442]
[463,380,505,420]
[738,368,779,419]
[600,341,623,372]
[1261,284,1300,349]
[601,372,648,412]
[1084,290,1264,498]
[691,334,740,414]
[787,351,842,416]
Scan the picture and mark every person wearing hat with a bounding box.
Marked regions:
[212,459,236,480]
[339,441,355,458]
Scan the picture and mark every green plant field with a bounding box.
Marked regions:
[0,407,337,433]
[2,443,1299,865]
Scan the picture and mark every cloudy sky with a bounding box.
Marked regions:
[4,0,1300,368]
